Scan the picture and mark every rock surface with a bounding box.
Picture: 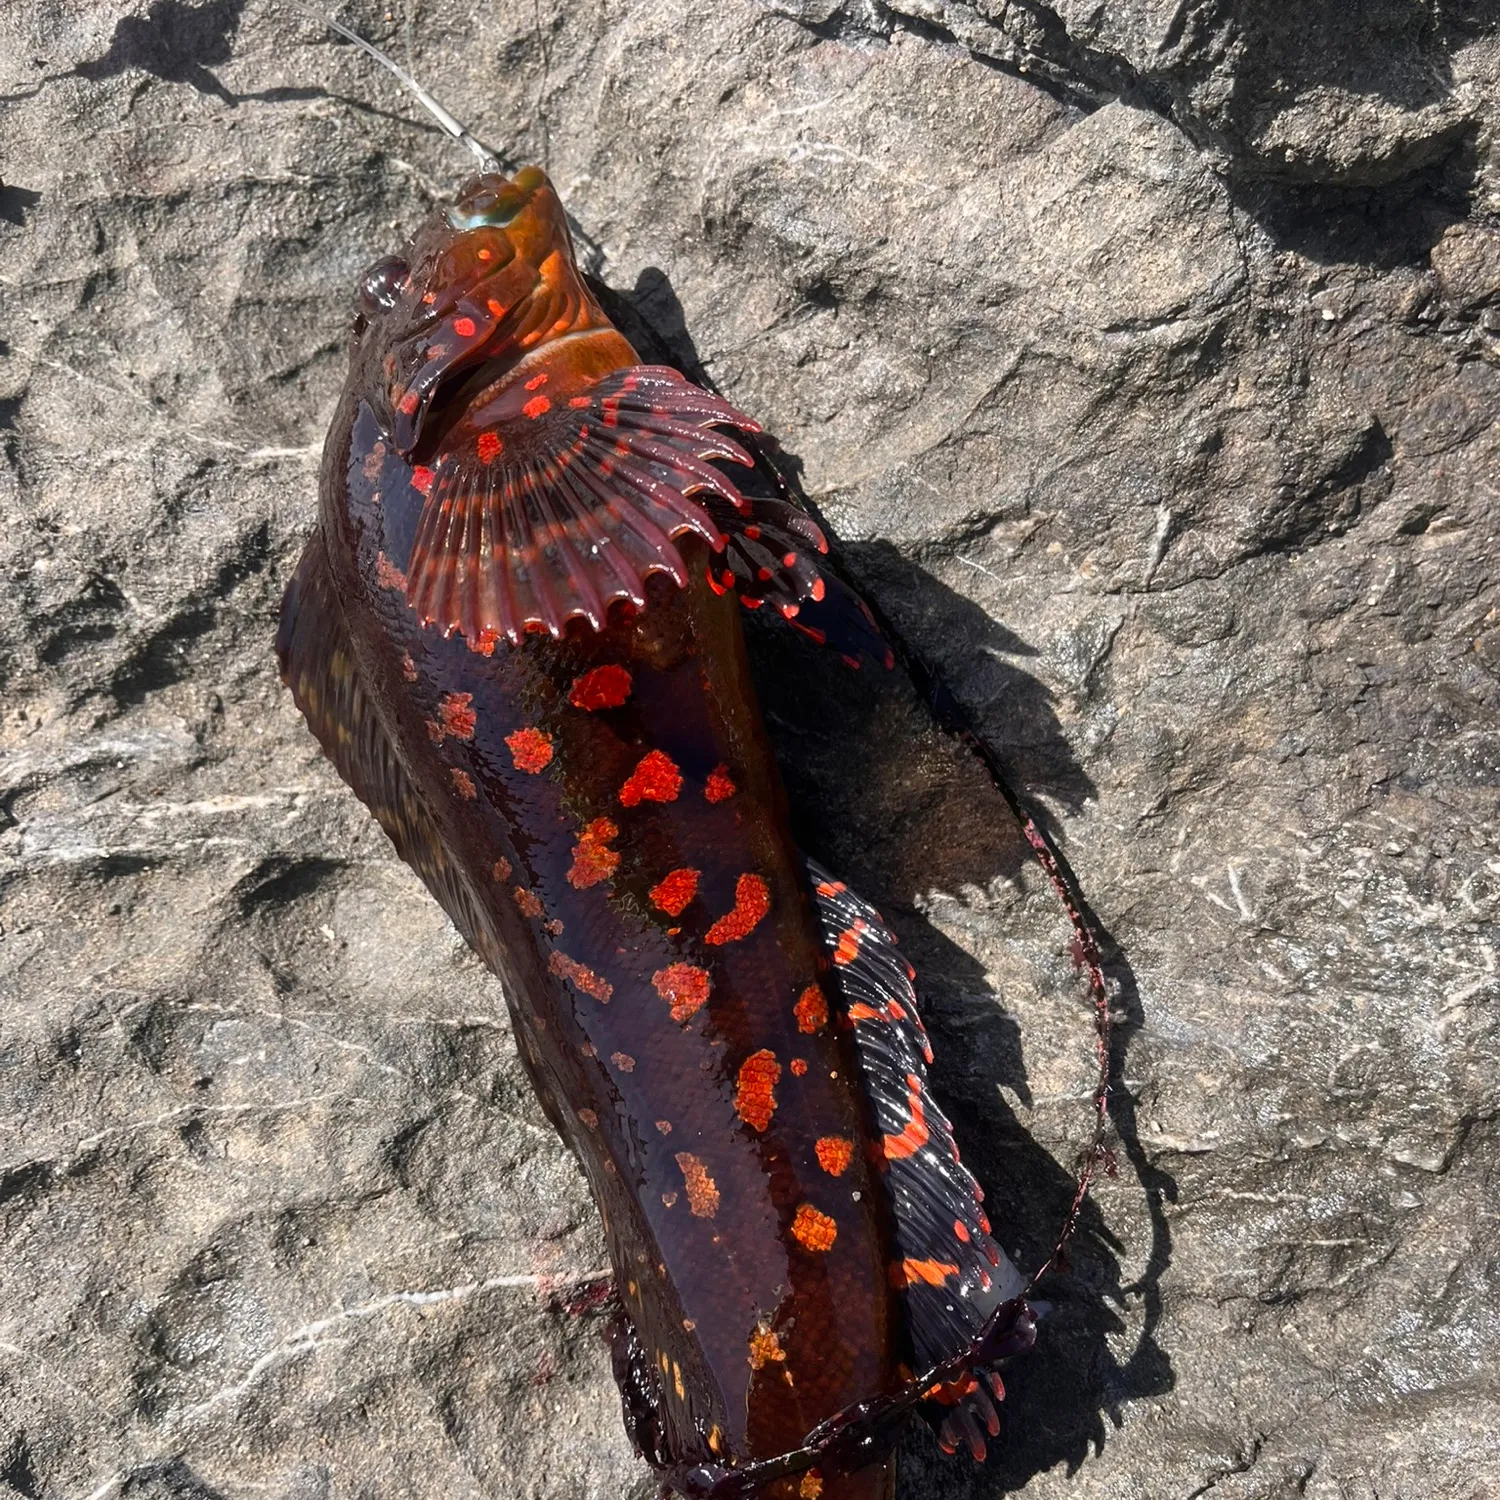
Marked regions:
[2,2,1498,1498]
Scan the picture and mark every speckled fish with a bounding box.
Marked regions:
[276,99,1043,1500]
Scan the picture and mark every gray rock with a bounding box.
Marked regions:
[1,2,1496,1499]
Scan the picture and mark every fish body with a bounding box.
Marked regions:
[279,168,1031,1497]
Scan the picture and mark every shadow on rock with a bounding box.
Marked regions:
[599,265,1177,1494]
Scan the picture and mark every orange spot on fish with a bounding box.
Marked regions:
[619,750,682,806]
[891,1258,959,1288]
[524,373,549,391]
[954,1219,971,1243]
[477,431,503,463]
[790,1204,838,1253]
[799,1474,824,1500]
[577,1108,598,1128]
[611,1051,635,1072]
[815,1137,853,1176]
[676,1153,719,1218]
[794,985,828,1035]
[450,768,476,799]
[523,395,552,419]
[655,1120,673,1135]
[452,316,477,338]
[846,1002,883,1023]
[649,867,699,917]
[469,627,499,656]
[704,873,770,945]
[652,963,710,1024]
[815,880,846,898]
[487,298,505,318]
[477,247,492,261]
[400,652,418,682]
[375,552,407,591]
[548,950,613,1003]
[438,691,476,740]
[568,664,632,711]
[506,726,554,773]
[513,886,543,918]
[704,765,737,803]
[833,919,869,965]
[492,858,512,882]
[790,1057,808,1077]
[569,395,591,408]
[568,817,620,889]
[883,1074,930,1160]
[747,1326,786,1371]
[411,465,435,496]
[734,1050,781,1133]
[398,389,419,415]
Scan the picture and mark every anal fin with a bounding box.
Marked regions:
[806,859,1029,1458]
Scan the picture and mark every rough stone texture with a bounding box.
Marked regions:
[2,3,1498,1499]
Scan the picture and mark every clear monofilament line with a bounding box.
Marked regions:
[284,1,501,172]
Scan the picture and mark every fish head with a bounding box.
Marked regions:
[346,166,610,459]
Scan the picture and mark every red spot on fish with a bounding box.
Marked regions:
[655,1120,673,1135]
[523,395,552,419]
[438,691,476,740]
[568,664,632,711]
[375,552,407,591]
[833,919,869,965]
[846,1002,883,1024]
[513,886,544,918]
[734,1050,781,1132]
[492,858,512,882]
[477,431,503,463]
[611,1051,636,1072]
[487,298,505,318]
[883,1074,930,1161]
[411,465,435,496]
[577,1108,598,1127]
[890,1258,959,1288]
[568,818,620,889]
[815,1137,853,1176]
[790,1057,808,1077]
[653,963,711,1023]
[453,316,477,338]
[783,552,798,568]
[704,765,737,803]
[569,395,591,408]
[816,879,846,898]
[795,985,829,1035]
[470,627,499,656]
[450,768,476,799]
[790,1204,837,1253]
[400,652,418,682]
[398,389,419,415]
[810,575,826,602]
[649,868,699,917]
[506,727,554,773]
[548,950,613,1003]
[705,873,770,945]
[525,373,548,391]
[619,750,682,806]
[676,1153,719,1218]
[954,1219,971,1242]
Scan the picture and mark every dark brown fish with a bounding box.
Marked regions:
[277,165,1042,1500]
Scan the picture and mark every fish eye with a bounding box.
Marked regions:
[447,175,527,231]
[359,256,410,312]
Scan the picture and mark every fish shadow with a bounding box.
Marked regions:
[596,267,1177,1494]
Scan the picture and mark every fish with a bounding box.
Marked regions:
[276,28,1111,1499]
